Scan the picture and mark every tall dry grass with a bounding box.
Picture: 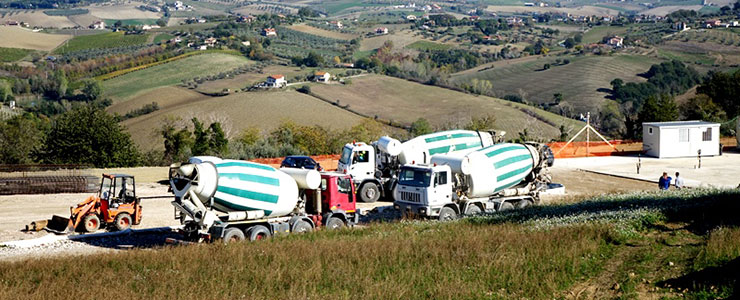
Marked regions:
[0,222,612,300]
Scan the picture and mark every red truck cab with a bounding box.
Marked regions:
[305,172,360,229]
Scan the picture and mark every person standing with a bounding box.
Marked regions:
[674,172,685,190]
[658,172,672,190]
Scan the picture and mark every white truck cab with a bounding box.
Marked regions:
[394,164,456,219]
[337,142,376,183]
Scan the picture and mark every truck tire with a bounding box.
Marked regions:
[223,227,245,244]
[292,220,313,233]
[326,217,345,230]
[439,207,457,221]
[359,182,381,203]
[113,213,132,231]
[516,199,533,209]
[247,225,271,241]
[498,202,514,212]
[465,204,482,216]
[80,214,100,233]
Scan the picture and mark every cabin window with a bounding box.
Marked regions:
[320,179,327,191]
[702,128,712,141]
[648,128,653,135]
[435,171,448,186]
[337,177,352,194]
[354,150,369,163]
[679,128,689,142]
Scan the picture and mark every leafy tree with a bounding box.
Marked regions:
[410,118,433,136]
[697,69,740,117]
[45,106,139,167]
[564,37,576,49]
[114,20,122,28]
[81,79,102,101]
[156,19,166,27]
[543,63,551,70]
[298,7,319,17]
[333,56,341,65]
[574,33,583,43]
[0,80,12,103]
[558,125,569,142]
[553,93,563,104]
[465,114,496,131]
[191,117,209,156]
[297,85,311,94]
[208,122,228,156]
[679,94,727,123]
[637,95,678,137]
[0,113,47,164]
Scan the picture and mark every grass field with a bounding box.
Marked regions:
[54,32,150,55]
[360,29,421,51]
[405,40,453,51]
[118,88,370,149]
[102,53,252,101]
[582,25,634,44]
[0,26,70,51]
[193,66,346,94]
[0,47,32,62]
[85,3,161,19]
[485,5,621,16]
[310,74,583,140]
[152,33,174,44]
[43,8,89,16]
[450,54,661,115]
[1,189,738,299]
[288,24,358,40]
[0,10,76,28]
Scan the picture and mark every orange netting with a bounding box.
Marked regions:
[546,140,643,159]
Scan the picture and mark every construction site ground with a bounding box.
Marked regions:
[0,164,658,262]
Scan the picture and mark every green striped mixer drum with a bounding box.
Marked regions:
[184,159,301,217]
[398,130,494,165]
[465,143,539,198]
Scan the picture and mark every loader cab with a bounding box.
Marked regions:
[337,142,376,182]
[100,174,136,204]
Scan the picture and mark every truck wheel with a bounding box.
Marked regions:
[439,207,457,221]
[80,214,100,233]
[247,225,271,241]
[292,220,313,233]
[222,227,245,244]
[326,217,345,230]
[498,202,514,212]
[113,213,132,231]
[465,204,482,216]
[359,183,381,203]
[516,199,533,209]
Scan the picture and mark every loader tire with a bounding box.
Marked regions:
[113,213,132,231]
[359,183,380,203]
[222,227,245,244]
[80,214,100,233]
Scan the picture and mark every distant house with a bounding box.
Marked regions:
[329,20,343,28]
[375,27,388,34]
[266,75,286,88]
[90,20,105,30]
[406,15,417,21]
[431,4,441,10]
[524,2,535,6]
[705,19,720,28]
[506,17,523,26]
[262,28,277,36]
[606,36,623,47]
[337,63,355,68]
[469,16,480,21]
[314,71,330,83]
[241,41,251,47]
[237,15,255,23]
[204,37,217,47]
[673,22,690,31]
[172,37,182,43]
[198,45,207,51]
[5,20,19,26]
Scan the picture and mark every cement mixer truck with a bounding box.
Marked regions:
[168,157,360,243]
[394,142,554,220]
[338,130,505,203]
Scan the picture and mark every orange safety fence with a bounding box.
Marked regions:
[546,140,643,159]
[250,154,341,170]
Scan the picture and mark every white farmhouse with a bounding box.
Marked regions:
[642,121,721,158]
[266,75,286,88]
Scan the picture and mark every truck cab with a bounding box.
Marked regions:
[338,142,391,203]
[394,164,455,219]
[305,172,360,229]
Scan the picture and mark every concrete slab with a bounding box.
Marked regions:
[552,151,740,189]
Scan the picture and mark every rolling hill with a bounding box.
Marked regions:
[309,74,584,140]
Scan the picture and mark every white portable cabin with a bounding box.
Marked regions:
[642,121,720,158]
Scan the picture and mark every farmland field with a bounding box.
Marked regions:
[193,65,346,94]
[360,29,422,51]
[0,47,32,62]
[104,18,159,26]
[405,40,453,51]
[0,10,76,28]
[641,5,703,16]
[451,54,662,116]
[102,53,253,101]
[152,33,174,44]
[310,74,584,140]
[582,25,634,44]
[288,24,358,40]
[120,88,370,149]
[85,3,161,19]
[54,32,150,54]
[0,26,71,51]
[43,9,89,16]
[485,5,620,16]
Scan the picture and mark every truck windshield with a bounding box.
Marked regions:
[398,168,432,187]
[340,147,352,164]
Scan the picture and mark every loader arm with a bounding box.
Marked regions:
[70,195,100,229]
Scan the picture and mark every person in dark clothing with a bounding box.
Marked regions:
[658,172,672,190]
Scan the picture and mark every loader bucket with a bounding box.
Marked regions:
[45,215,74,234]
[24,219,48,232]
